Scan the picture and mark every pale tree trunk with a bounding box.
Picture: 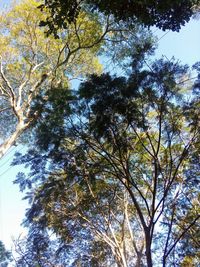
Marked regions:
[0,57,50,160]
[0,121,29,159]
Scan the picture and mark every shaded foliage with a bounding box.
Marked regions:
[39,0,199,36]
[13,49,200,266]
[14,226,72,266]
[0,241,12,267]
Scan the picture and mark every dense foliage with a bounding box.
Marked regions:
[13,50,200,266]
[39,0,200,36]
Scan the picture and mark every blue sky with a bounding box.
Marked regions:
[0,0,199,251]
[0,0,12,9]
[155,19,200,66]
[0,147,28,249]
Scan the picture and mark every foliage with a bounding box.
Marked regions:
[13,226,72,266]
[2,1,198,266]
[13,50,200,266]
[0,0,116,158]
[0,0,155,159]
[0,241,12,267]
[39,0,199,36]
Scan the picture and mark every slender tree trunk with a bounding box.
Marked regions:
[136,249,144,267]
[145,232,153,267]
[114,250,127,267]
[162,256,167,267]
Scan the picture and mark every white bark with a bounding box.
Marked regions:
[0,121,27,158]
[0,58,49,159]
[0,3,112,160]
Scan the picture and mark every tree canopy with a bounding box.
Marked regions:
[0,0,101,157]
[13,49,200,266]
[39,0,200,36]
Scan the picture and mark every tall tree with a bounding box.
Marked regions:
[1,0,142,159]
[13,52,200,266]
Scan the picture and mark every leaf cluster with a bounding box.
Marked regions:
[39,0,199,37]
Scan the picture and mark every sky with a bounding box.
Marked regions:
[0,147,28,249]
[0,0,199,254]
[155,19,200,66]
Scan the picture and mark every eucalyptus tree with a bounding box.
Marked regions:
[1,0,140,159]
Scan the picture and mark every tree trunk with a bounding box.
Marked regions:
[0,121,28,159]
[145,233,153,267]
[136,250,143,267]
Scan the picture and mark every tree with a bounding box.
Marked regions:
[13,227,72,266]
[0,0,131,159]
[0,241,12,267]
[23,170,144,266]
[13,50,200,266]
[12,85,141,266]
[39,0,199,36]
